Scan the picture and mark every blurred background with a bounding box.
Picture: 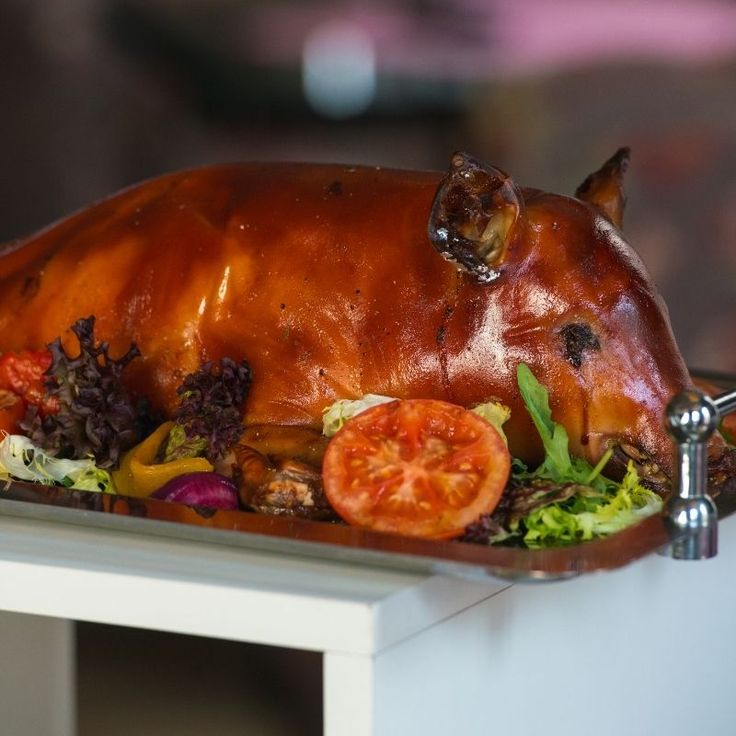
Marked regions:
[1,0,735,732]
[2,0,736,367]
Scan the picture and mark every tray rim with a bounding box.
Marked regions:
[1,476,726,583]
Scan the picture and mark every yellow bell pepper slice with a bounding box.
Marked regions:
[113,421,213,497]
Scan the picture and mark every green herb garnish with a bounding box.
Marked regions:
[498,364,662,547]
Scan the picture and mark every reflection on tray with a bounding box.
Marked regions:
[2,476,733,582]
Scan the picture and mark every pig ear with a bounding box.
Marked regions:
[575,147,630,228]
[428,152,526,284]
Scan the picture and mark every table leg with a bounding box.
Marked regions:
[0,612,75,736]
[323,651,375,736]
[323,599,500,736]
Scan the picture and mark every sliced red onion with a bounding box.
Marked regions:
[151,472,239,510]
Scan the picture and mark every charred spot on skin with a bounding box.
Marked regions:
[559,323,601,368]
[436,304,454,346]
[326,180,343,196]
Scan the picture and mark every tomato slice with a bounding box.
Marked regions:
[322,399,510,539]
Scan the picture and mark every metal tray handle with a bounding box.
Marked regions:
[662,387,736,560]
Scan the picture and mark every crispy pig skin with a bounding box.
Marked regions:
[0,160,695,475]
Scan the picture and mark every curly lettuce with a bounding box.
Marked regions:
[322,395,511,439]
[163,357,252,463]
[518,462,662,547]
[500,364,662,547]
[322,394,396,437]
[0,433,113,492]
[21,316,144,469]
[469,401,511,445]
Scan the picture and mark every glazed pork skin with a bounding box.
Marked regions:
[0,154,692,477]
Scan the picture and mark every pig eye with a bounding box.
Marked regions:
[559,323,600,368]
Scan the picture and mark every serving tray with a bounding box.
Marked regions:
[1,476,734,583]
[0,369,733,583]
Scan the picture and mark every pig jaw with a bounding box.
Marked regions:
[547,315,691,485]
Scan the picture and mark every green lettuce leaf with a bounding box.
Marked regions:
[161,422,209,462]
[471,401,511,445]
[515,363,611,490]
[0,433,114,493]
[518,462,662,548]
[506,363,663,547]
[322,395,512,441]
[322,394,396,437]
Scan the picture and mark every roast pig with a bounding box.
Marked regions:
[0,151,701,481]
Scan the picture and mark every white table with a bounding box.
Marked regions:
[1,511,735,736]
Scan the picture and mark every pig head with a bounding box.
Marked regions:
[0,152,701,483]
[428,150,694,483]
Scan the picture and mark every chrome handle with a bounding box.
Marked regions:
[661,387,736,559]
[713,388,736,417]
